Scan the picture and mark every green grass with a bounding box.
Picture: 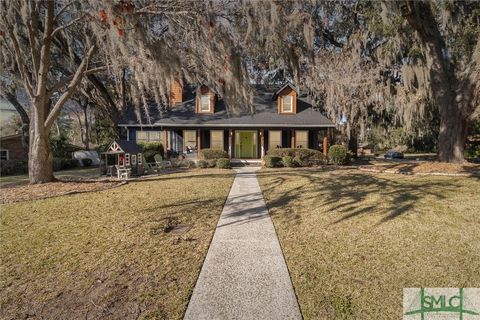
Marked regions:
[0,169,235,320]
[257,168,480,320]
[0,167,100,186]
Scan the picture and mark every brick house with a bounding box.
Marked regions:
[119,82,336,160]
[0,133,26,161]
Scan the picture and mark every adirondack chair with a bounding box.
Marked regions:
[143,156,158,174]
[154,154,172,169]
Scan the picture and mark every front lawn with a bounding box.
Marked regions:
[257,168,480,319]
[0,169,234,319]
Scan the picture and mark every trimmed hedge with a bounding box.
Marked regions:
[216,158,231,169]
[207,159,218,168]
[200,148,228,160]
[293,156,304,167]
[328,145,350,165]
[137,142,164,161]
[0,160,28,176]
[282,156,294,167]
[197,160,208,168]
[267,148,323,160]
[263,155,281,168]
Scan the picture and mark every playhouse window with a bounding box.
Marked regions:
[138,153,143,164]
[125,154,130,166]
[132,154,137,165]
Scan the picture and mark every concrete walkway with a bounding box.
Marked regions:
[184,167,302,320]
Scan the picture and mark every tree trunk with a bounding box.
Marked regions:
[348,129,358,158]
[83,103,90,150]
[28,116,54,183]
[437,103,468,163]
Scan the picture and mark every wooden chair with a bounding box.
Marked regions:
[154,154,172,169]
[115,165,131,180]
[143,157,157,174]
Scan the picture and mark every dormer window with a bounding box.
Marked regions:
[200,94,211,112]
[275,83,297,114]
[281,95,293,113]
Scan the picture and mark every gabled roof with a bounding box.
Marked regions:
[272,82,298,99]
[108,140,142,154]
[119,85,335,128]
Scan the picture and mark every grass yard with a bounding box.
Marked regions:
[257,168,480,320]
[0,169,234,320]
[0,167,100,187]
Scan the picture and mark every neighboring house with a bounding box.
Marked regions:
[0,133,25,161]
[119,82,336,160]
[358,143,375,156]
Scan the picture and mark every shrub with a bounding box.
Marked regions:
[176,159,195,168]
[81,158,93,167]
[267,148,323,161]
[293,156,304,167]
[137,141,164,161]
[295,148,323,160]
[216,158,231,169]
[282,156,294,167]
[328,145,349,165]
[197,160,208,168]
[207,159,218,168]
[200,148,228,160]
[0,160,28,176]
[263,155,281,168]
[267,148,296,158]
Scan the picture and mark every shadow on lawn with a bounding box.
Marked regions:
[258,168,464,224]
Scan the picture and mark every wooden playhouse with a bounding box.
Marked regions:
[101,140,144,176]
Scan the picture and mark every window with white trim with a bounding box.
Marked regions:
[138,153,143,164]
[200,95,211,112]
[295,130,308,148]
[210,130,224,149]
[281,95,293,113]
[0,149,8,161]
[268,130,282,150]
[132,154,137,165]
[125,153,130,166]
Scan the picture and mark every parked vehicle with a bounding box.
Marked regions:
[384,150,404,159]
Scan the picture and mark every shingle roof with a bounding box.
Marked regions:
[112,140,142,153]
[119,85,335,128]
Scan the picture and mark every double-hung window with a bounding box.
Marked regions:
[281,95,293,113]
[200,95,211,112]
[268,131,282,150]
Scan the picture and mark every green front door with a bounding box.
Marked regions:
[237,131,257,158]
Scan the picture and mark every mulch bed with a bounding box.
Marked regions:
[0,180,123,204]
[359,161,480,176]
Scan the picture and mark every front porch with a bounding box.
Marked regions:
[160,128,333,160]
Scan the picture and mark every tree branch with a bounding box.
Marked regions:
[51,15,84,37]
[1,91,30,125]
[44,45,97,130]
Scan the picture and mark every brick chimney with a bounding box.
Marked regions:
[169,79,183,106]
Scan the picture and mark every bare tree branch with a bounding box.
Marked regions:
[45,45,97,130]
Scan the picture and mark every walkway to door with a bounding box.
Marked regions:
[184,166,301,320]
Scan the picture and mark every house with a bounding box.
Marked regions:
[358,143,375,156]
[0,133,26,161]
[119,82,336,160]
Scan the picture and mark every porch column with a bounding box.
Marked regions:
[323,130,328,158]
[163,129,169,150]
[260,129,265,159]
[291,129,295,148]
[197,129,201,158]
[228,129,233,159]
